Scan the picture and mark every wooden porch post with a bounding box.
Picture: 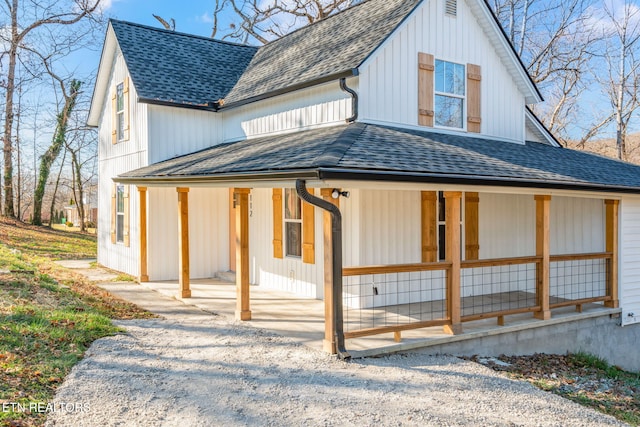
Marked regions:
[605,199,619,308]
[138,186,149,282]
[443,191,462,335]
[421,191,438,262]
[321,188,339,353]
[234,188,251,321]
[177,188,191,298]
[534,195,551,320]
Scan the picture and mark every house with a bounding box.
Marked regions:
[88,0,640,362]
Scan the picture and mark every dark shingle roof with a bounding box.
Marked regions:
[110,20,257,107]
[119,123,640,194]
[110,0,420,108]
[222,0,421,105]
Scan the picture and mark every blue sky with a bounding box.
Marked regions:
[105,0,218,37]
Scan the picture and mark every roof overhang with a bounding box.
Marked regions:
[114,166,640,195]
[525,107,561,147]
[87,23,117,127]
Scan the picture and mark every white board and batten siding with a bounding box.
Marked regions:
[147,105,223,164]
[358,0,525,142]
[222,80,354,143]
[620,197,640,326]
[97,50,148,276]
[146,187,230,281]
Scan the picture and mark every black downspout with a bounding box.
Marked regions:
[339,78,358,123]
[295,179,350,360]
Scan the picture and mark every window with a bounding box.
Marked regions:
[435,60,465,129]
[284,188,302,257]
[116,185,125,243]
[116,83,125,142]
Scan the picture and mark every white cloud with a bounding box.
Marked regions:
[197,12,214,24]
[586,0,640,36]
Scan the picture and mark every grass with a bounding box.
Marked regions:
[0,218,154,426]
[477,353,640,426]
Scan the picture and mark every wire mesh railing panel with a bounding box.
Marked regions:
[461,262,537,317]
[343,269,447,334]
[550,257,607,304]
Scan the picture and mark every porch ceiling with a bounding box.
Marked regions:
[118,123,640,194]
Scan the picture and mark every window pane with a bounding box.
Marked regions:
[116,83,124,112]
[117,112,125,141]
[284,188,301,219]
[285,222,302,257]
[435,60,445,93]
[116,214,124,243]
[435,95,463,128]
[116,185,124,213]
[436,60,465,96]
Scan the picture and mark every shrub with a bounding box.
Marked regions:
[66,221,74,227]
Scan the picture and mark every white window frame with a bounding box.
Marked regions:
[434,59,466,130]
[283,188,302,258]
[116,82,125,142]
[116,184,125,244]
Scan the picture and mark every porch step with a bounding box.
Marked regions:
[215,271,236,283]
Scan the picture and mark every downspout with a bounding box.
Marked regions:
[295,179,350,360]
[339,78,358,123]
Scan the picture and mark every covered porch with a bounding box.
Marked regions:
[138,276,620,357]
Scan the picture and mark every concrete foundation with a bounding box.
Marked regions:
[409,314,640,372]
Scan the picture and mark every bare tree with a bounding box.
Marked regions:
[209,0,357,44]
[597,1,640,160]
[0,0,102,218]
[490,0,600,142]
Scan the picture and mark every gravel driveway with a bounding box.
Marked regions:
[44,284,627,427]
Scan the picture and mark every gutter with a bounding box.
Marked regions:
[295,179,350,360]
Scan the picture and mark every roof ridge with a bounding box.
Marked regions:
[313,123,366,167]
[109,18,259,50]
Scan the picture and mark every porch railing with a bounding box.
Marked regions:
[550,252,612,309]
[341,252,613,341]
[342,262,451,339]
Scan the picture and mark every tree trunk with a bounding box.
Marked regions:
[48,149,67,228]
[32,80,81,226]
[3,0,18,217]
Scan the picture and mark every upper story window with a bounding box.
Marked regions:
[435,60,465,129]
[284,188,302,257]
[116,83,125,142]
[111,77,129,144]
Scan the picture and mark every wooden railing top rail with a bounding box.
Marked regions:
[461,255,542,269]
[342,261,451,277]
[550,252,612,262]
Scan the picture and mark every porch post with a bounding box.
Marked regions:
[234,188,251,321]
[534,195,551,320]
[228,188,236,272]
[138,186,149,282]
[443,191,462,335]
[605,199,619,308]
[321,188,339,353]
[177,188,191,298]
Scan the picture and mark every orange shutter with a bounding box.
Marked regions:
[123,185,130,247]
[418,53,435,127]
[272,189,283,258]
[110,184,116,243]
[464,192,479,260]
[302,189,315,264]
[111,88,117,144]
[467,64,482,133]
[123,76,131,141]
[421,191,438,262]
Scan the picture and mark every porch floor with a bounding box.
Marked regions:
[141,278,620,358]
